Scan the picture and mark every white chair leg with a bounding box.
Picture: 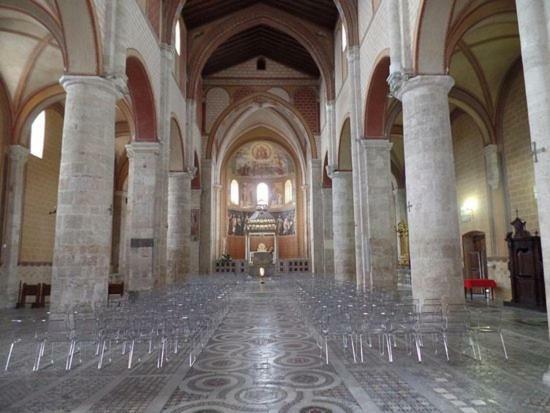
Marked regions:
[5,342,14,371]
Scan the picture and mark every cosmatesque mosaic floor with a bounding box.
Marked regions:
[1,277,549,413]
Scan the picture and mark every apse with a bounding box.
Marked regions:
[221,139,302,260]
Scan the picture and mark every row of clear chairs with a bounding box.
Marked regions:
[3,278,235,373]
[294,279,509,365]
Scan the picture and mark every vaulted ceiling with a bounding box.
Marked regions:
[182,0,338,30]
[203,25,319,77]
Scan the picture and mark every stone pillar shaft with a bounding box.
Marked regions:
[331,170,356,281]
[361,139,397,289]
[347,46,366,284]
[167,171,192,283]
[397,75,464,305]
[51,76,119,312]
[0,146,29,308]
[309,159,325,274]
[125,142,160,291]
[322,187,334,274]
[516,2,550,386]
[199,159,213,274]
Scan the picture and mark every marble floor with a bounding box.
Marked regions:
[0,277,549,412]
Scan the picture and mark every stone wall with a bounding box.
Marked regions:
[502,72,539,231]
[20,109,62,264]
[452,112,493,252]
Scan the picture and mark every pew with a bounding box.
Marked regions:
[16,282,41,308]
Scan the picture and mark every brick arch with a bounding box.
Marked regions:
[207,92,317,161]
[293,87,319,134]
[364,54,390,138]
[125,53,157,142]
[414,0,454,74]
[187,4,334,101]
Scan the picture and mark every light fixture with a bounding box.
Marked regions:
[460,197,478,222]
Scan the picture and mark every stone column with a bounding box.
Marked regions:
[388,0,402,73]
[51,76,121,312]
[330,169,356,281]
[155,44,176,285]
[167,172,189,284]
[309,159,325,274]
[199,159,213,274]
[110,190,126,274]
[361,139,397,290]
[125,142,160,292]
[347,46,366,284]
[117,191,128,278]
[322,186,334,274]
[0,146,29,308]
[395,75,464,305]
[516,0,550,385]
[189,187,201,274]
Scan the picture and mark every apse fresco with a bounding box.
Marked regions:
[227,209,295,236]
[232,141,293,177]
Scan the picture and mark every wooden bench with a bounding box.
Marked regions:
[108,282,124,297]
[16,282,41,308]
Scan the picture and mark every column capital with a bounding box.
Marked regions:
[393,75,454,101]
[8,145,29,163]
[360,138,393,152]
[126,141,161,159]
[325,164,337,179]
[329,169,352,180]
[60,75,128,98]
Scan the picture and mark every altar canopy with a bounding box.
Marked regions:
[245,205,278,265]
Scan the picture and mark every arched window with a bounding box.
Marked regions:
[175,20,181,55]
[284,180,293,203]
[341,24,348,51]
[30,110,46,159]
[257,183,269,205]
[230,179,239,205]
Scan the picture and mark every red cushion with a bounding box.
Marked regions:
[464,279,497,289]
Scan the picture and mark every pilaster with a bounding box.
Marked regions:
[0,145,29,308]
[125,141,161,292]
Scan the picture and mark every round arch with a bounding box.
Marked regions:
[170,116,185,172]
[207,92,317,161]
[364,54,390,138]
[414,0,454,73]
[163,0,358,54]
[187,5,334,100]
[13,84,65,146]
[338,117,352,170]
[125,53,157,142]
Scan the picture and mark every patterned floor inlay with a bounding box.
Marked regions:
[0,276,549,412]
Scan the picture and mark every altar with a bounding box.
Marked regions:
[245,205,278,277]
